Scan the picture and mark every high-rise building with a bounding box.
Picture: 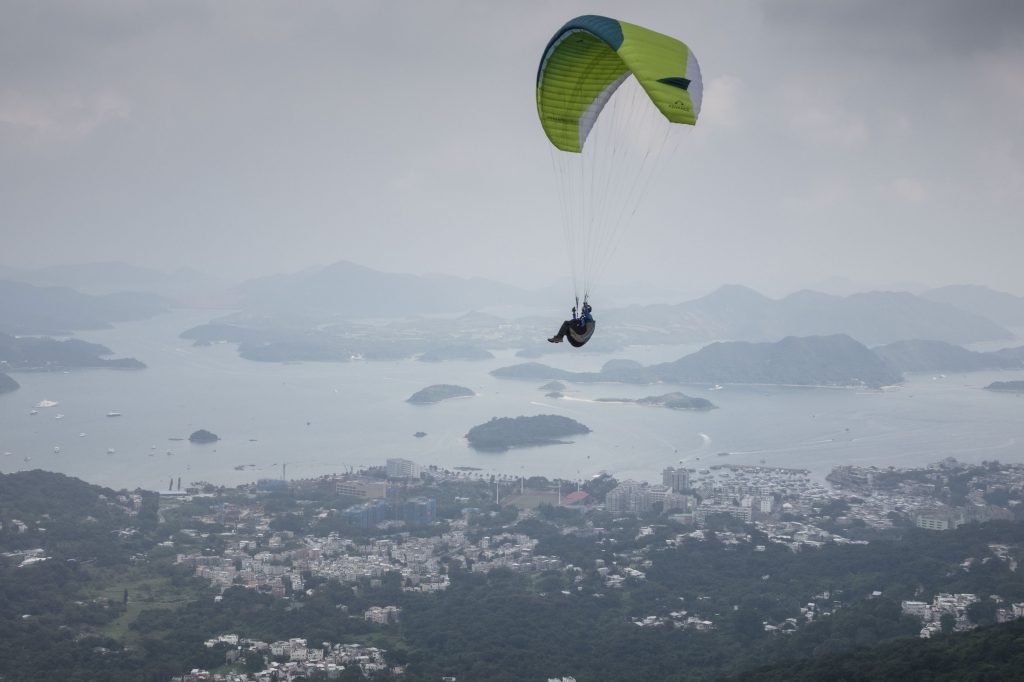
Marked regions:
[336,479,388,499]
[341,499,392,529]
[662,466,690,493]
[402,497,436,527]
[606,480,651,514]
[386,458,420,479]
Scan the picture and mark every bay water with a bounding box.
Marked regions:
[2,310,1023,491]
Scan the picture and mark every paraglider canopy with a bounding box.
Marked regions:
[537,15,703,153]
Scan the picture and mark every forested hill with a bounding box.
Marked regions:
[650,334,903,388]
[731,619,1024,681]
[494,334,904,388]
[873,339,1024,373]
[0,279,166,335]
[0,470,146,556]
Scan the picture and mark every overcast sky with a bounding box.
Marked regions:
[2,0,1023,297]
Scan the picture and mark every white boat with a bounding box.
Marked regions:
[79,433,87,437]
[106,412,122,417]
[35,400,59,408]
[53,446,60,453]
[29,410,38,415]
[107,448,116,454]
[55,414,64,419]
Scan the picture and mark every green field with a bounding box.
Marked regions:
[92,569,196,640]
[499,490,561,509]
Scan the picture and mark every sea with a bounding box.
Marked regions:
[2,309,1023,492]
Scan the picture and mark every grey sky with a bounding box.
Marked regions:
[2,0,1022,296]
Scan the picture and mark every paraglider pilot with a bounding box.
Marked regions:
[548,301,595,346]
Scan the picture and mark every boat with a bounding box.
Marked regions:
[35,400,59,408]
[106,412,122,417]
[29,410,38,415]
[53,446,60,453]
[107,448,116,454]
[79,433,87,437]
[55,414,64,419]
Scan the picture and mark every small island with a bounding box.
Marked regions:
[637,392,717,411]
[595,392,716,410]
[407,384,475,404]
[465,414,591,452]
[985,381,1024,393]
[539,381,566,392]
[188,429,220,444]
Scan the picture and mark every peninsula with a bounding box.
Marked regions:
[465,415,590,452]
[407,384,475,404]
[0,332,145,371]
[0,373,18,394]
[985,381,1024,393]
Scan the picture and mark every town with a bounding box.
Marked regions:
[155,455,1024,679]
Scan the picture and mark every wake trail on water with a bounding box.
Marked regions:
[560,396,629,405]
[528,400,585,415]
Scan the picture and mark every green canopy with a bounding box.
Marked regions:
[537,15,702,152]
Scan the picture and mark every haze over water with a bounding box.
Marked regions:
[2,309,1023,491]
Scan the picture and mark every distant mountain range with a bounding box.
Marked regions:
[4,259,1022,352]
[195,266,1023,356]
[921,284,1024,328]
[0,262,232,306]
[235,260,549,318]
[610,285,1014,346]
[0,280,167,335]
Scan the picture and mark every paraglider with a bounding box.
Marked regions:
[536,15,702,346]
[548,300,595,346]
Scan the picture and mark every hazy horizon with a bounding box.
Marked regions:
[5,256,1023,303]
[3,1,1023,296]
